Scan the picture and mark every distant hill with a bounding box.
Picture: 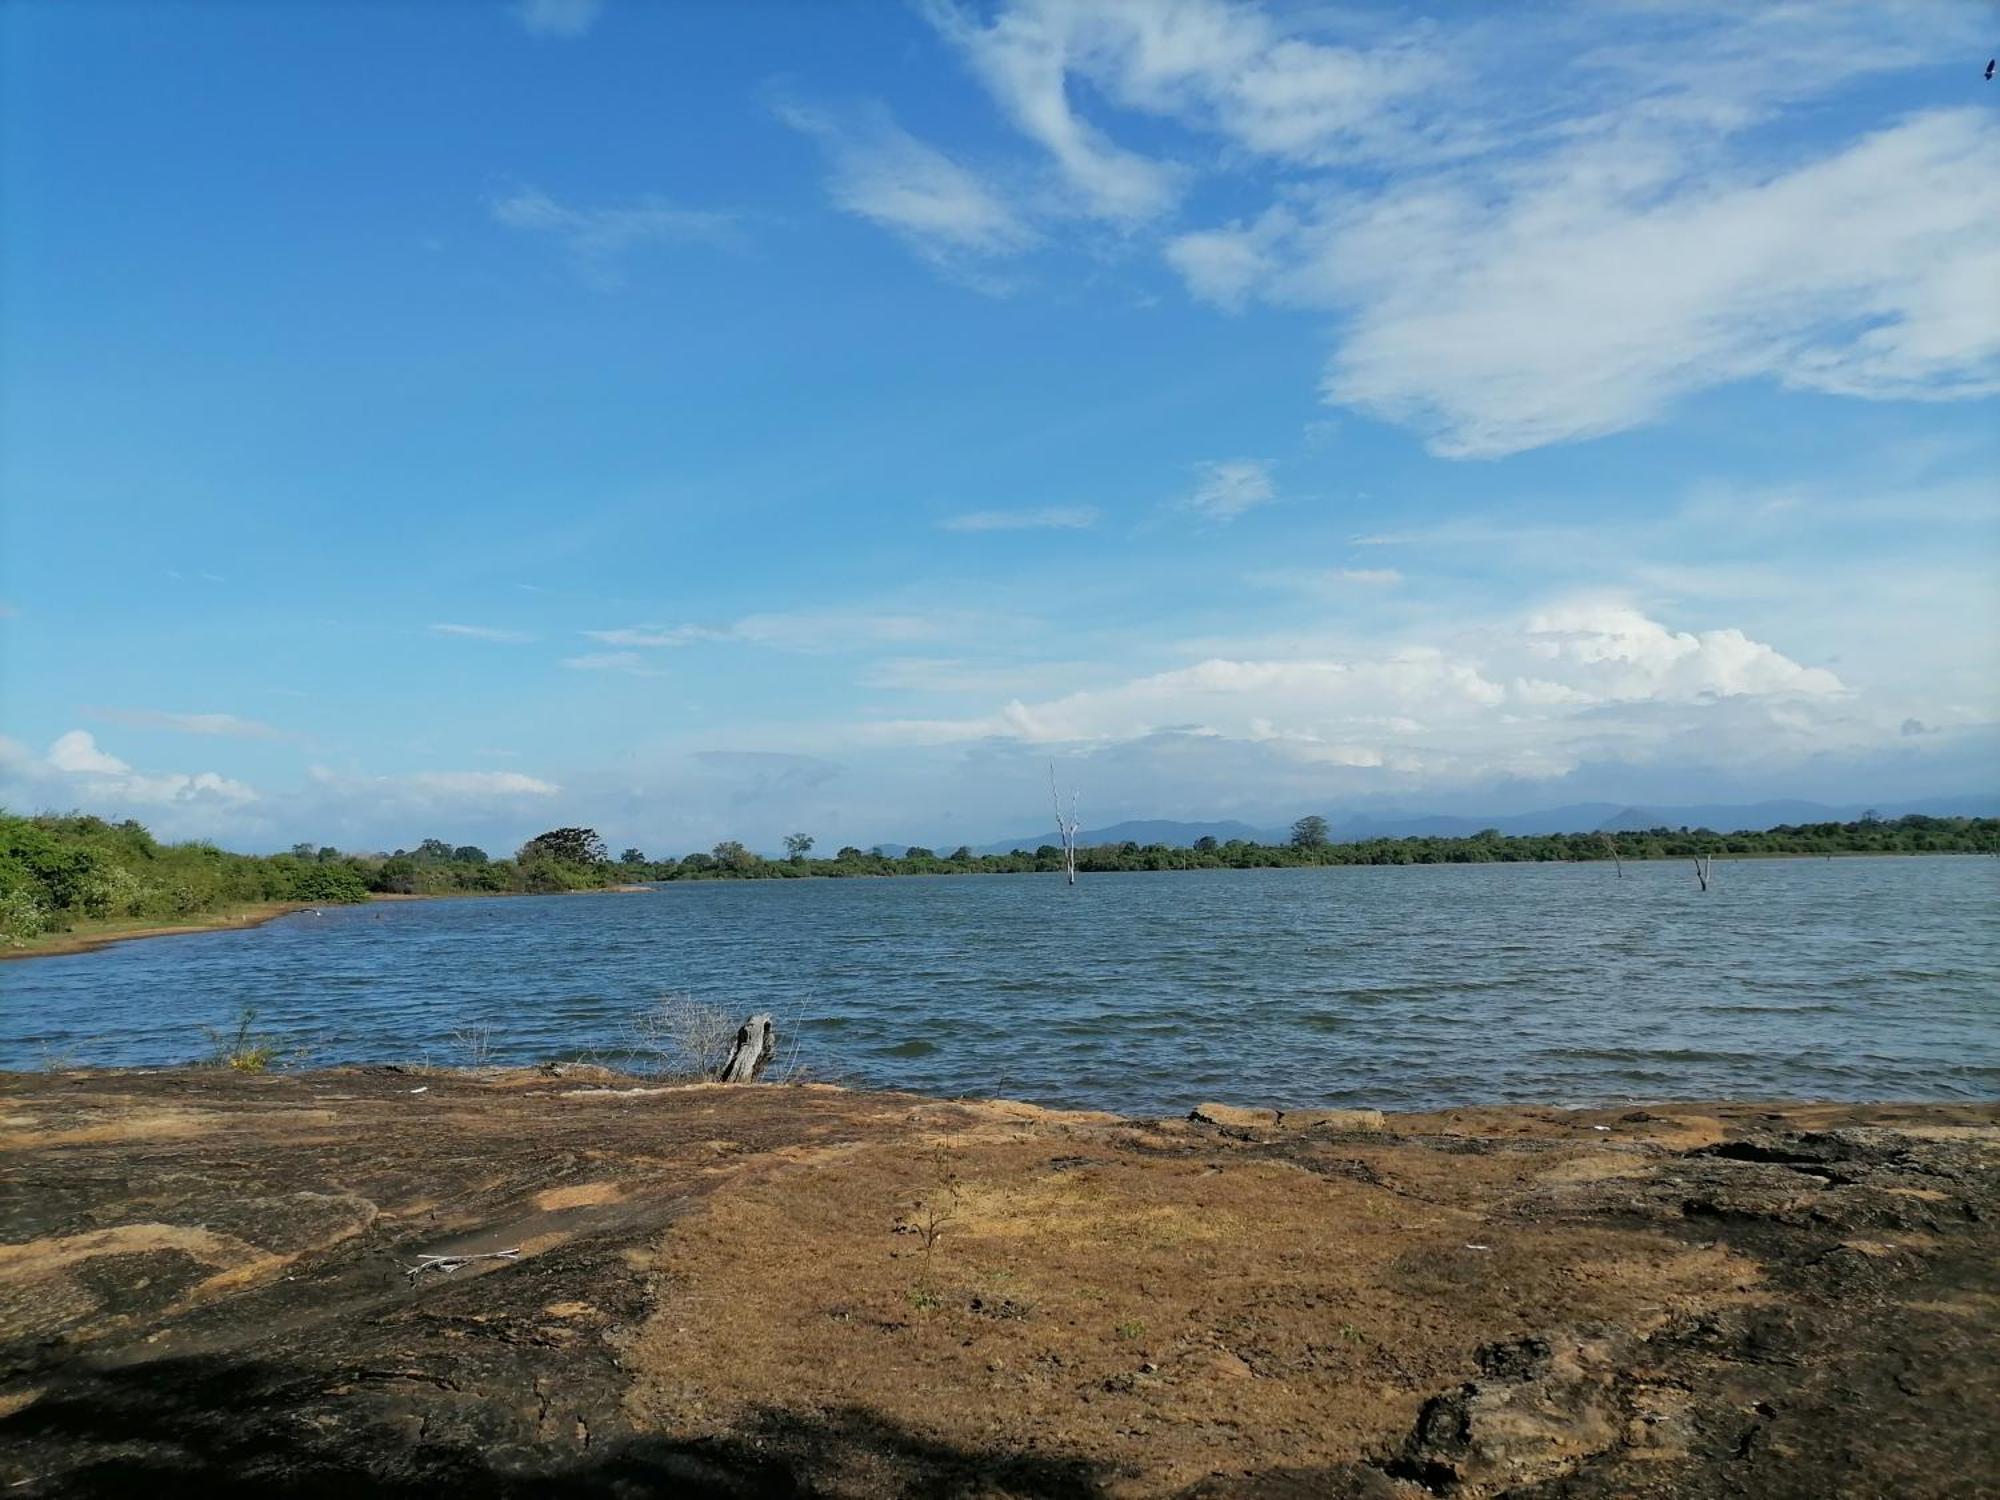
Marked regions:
[976,819,1270,855]
[950,795,1999,854]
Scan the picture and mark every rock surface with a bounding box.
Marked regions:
[1,1071,1994,1497]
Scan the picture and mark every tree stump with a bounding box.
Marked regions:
[717,1014,775,1083]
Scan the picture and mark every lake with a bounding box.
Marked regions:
[3,857,1995,1115]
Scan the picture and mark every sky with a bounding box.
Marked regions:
[2,0,1997,857]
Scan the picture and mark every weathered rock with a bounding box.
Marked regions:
[1191,1103,1281,1129]
[1281,1108,1385,1132]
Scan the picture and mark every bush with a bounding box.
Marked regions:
[287,864,370,904]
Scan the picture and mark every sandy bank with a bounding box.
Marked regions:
[0,1068,1993,1497]
[0,903,308,962]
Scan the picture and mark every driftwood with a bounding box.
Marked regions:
[718,1014,775,1083]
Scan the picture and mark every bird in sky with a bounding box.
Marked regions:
[1986,58,1996,80]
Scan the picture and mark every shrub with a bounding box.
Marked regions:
[287,864,370,904]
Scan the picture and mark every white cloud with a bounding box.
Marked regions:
[561,651,666,677]
[48,730,128,775]
[400,770,560,797]
[512,0,601,40]
[916,1,1996,454]
[858,656,1092,695]
[585,608,1025,656]
[430,622,537,643]
[90,708,290,740]
[941,505,1099,531]
[1251,567,1403,592]
[775,100,1036,277]
[923,0,1183,222]
[491,187,738,287]
[856,600,1856,791]
[35,731,259,807]
[581,626,722,648]
[1187,459,1274,521]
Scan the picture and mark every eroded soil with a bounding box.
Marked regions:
[0,1069,1993,1497]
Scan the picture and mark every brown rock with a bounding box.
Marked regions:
[1281,1108,1385,1132]
[1191,1103,1281,1129]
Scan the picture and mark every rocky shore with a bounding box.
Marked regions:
[1,1068,1994,1497]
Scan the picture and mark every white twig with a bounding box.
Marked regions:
[404,1247,521,1282]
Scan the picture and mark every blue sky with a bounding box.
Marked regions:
[3,0,1996,855]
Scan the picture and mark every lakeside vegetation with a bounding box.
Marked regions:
[0,814,627,946]
[7,808,1991,947]
[657,813,1999,880]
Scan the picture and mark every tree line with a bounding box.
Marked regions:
[6,808,1992,946]
[0,814,635,945]
[646,812,1997,881]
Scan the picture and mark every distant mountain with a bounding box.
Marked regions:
[1595,796,2000,834]
[976,819,1271,855]
[954,796,1999,854]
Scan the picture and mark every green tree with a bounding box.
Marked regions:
[451,845,488,864]
[519,828,608,865]
[784,833,815,861]
[1193,835,1219,852]
[1290,815,1331,849]
[620,847,647,866]
[711,840,756,871]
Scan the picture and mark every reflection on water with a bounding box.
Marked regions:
[4,858,1995,1114]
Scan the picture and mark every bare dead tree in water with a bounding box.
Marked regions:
[1692,852,1714,892]
[1601,832,1624,879]
[1050,762,1080,886]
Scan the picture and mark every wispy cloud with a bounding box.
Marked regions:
[1186,459,1274,521]
[561,651,667,677]
[913,0,1996,456]
[581,625,723,648]
[1250,567,1403,593]
[491,186,739,288]
[922,0,1183,222]
[941,505,1099,532]
[775,99,1036,282]
[89,707,292,741]
[512,0,601,40]
[430,623,537,643]
[308,765,559,797]
[583,608,1029,657]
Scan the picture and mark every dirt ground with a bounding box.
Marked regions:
[0,1069,1994,1498]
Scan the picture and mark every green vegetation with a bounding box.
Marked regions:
[0,812,631,947]
[204,1005,280,1073]
[648,814,1998,882]
[2,808,1991,949]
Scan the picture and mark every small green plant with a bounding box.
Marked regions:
[205,1005,279,1073]
[1114,1319,1146,1340]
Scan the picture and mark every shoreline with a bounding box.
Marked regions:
[0,884,661,963]
[2,1067,1992,1496]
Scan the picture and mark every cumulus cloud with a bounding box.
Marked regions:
[1186,459,1275,521]
[512,0,602,40]
[940,505,1098,531]
[857,600,1855,791]
[491,187,738,288]
[27,731,259,808]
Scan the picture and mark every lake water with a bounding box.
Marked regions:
[3,858,1996,1115]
